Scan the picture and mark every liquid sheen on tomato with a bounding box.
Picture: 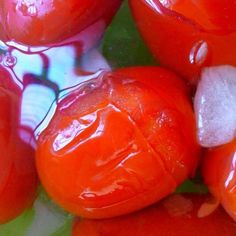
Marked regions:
[36,67,200,218]
[72,194,236,236]
[0,80,38,224]
[203,139,236,222]
[129,0,236,83]
[0,0,122,47]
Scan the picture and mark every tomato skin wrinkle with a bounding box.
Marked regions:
[36,67,200,219]
[0,0,122,47]
[72,194,236,236]
[203,139,236,222]
[129,0,236,84]
[0,86,38,224]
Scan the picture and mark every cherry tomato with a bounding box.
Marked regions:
[36,67,200,218]
[72,194,236,236]
[0,0,122,47]
[129,0,236,84]
[0,86,38,224]
[203,139,236,221]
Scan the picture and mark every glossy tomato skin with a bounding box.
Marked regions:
[129,0,236,84]
[36,67,200,219]
[0,85,38,224]
[72,194,236,236]
[0,0,122,47]
[203,139,236,221]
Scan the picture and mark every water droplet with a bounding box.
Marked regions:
[3,54,17,67]
[77,77,104,96]
[16,0,38,17]
[81,192,96,199]
[189,41,209,66]
[27,5,37,17]
[84,82,97,91]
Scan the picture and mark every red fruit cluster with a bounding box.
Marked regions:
[0,1,236,235]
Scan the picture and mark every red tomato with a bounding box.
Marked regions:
[203,139,236,221]
[0,0,122,47]
[129,0,236,84]
[0,65,21,94]
[72,194,236,236]
[36,67,200,218]
[0,86,38,224]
